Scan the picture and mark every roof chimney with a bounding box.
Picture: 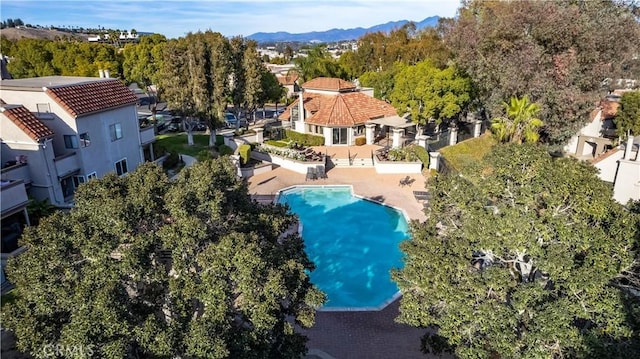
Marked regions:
[99,69,105,78]
[104,70,110,78]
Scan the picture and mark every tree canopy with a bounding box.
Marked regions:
[292,45,346,83]
[3,159,324,359]
[614,91,640,137]
[445,0,640,147]
[393,144,639,358]
[389,60,472,126]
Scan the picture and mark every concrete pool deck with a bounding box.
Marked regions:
[248,166,428,222]
[248,165,449,358]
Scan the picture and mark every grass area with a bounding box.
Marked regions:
[439,133,496,172]
[1,290,18,308]
[155,133,212,157]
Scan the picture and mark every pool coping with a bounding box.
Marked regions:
[275,184,410,312]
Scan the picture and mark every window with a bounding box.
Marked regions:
[332,128,348,145]
[115,159,128,176]
[87,172,97,180]
[110,123,123,141]
[73,175,85,188]
[60,177,75,200]
[64,135,79,149]
[79,132,90,147]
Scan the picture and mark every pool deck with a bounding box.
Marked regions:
[248,164,445,358]
[248,166,428,222]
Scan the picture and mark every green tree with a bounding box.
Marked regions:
[614,91,640,137]
[359,61,405,101]
[393,144,638,358]
[491,95,544,144]
[445,0,640,147]
[389,60,472,126]
[292,45,346,82]
[3,160,324,359]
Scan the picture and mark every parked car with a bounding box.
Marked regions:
[273,109,285,118]
[167,122,181,132]
[225,112,238,128]
[193,122,207,131]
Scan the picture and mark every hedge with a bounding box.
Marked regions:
[238,144,251,165]
[218,145,233,156]
[355,137,366,146]
[284,129,325,146]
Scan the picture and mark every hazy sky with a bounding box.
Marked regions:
[1,0,461,39]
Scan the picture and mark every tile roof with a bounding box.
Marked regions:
[277,73,299,86]
[1,105,54,141]
[302,77,356,92]
[45,79,138,117]
[279,91,398,127]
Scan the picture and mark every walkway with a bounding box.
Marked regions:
[169,154,197,180]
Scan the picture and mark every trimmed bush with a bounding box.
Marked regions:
[284,130,324,146]
[218,145,233,156]
[355,137,366,146]
[196,150,214,162]
[239,144,251,165]
[408,145,429,167]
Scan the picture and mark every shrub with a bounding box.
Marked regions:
[238,144,251,165]
[355,137,366,146]
[284,130,324,146]
[196,150,214,162]
[408,145,429,167]
[162,152,181,170]
[218,145,233,156]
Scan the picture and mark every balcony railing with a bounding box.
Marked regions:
[0,180,29,217]
[54,152,80,177]
[139,125,155,145]
[0,163,31,185]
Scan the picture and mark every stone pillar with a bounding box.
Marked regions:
[255,127,264,144]
[625,135,635,160]
[429,152,440,171]
[296,90,306,134]
[449,126,458,146]
[415,134,428,149]
[365,123,376,145]
[474,120,482,138]
[392,128,404,148]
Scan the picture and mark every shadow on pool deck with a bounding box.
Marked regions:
[301,298,453,359]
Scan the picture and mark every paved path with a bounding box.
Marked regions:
[169,154,197,180]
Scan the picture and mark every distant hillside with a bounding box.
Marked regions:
[0,27,88,41]
[248,16,440,43]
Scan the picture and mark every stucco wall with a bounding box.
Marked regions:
[613,158,640,204]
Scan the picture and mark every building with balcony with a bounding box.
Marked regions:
[0,76,153,207]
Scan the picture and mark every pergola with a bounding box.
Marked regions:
[365,116,416,148]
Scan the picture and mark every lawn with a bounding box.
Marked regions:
[439,133,496,172]
[155,133,214,157]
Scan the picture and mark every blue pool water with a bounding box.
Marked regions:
[277,186,409,309]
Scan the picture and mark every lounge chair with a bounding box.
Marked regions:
[413,191,431,201]
[306,167,317,181]
[316,165,327,179]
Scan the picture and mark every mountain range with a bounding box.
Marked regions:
[247,16,440,43]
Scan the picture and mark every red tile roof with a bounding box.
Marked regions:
[45,79,138,117]
[279,91,398,127]
[302,77,356,92]
[277,73,299,86]
[1,105,54,141]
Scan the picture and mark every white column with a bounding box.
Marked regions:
[255,127,264,144]
[392,128,404,149]
[625,135,634,160]
[429,152,440,171]
[323,127,333,146]
[365,123,376,145]
[296,90,306,134]
[415,134,427,149]
[474,120,482,138]
[449,126,458,146]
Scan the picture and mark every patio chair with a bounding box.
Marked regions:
[316,165,327,179]
[306,167,317,181]
[413,191,431,201]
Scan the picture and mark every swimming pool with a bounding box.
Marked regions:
[277,185,409,310]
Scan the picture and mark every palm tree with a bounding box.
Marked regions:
[491,95,543,144]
